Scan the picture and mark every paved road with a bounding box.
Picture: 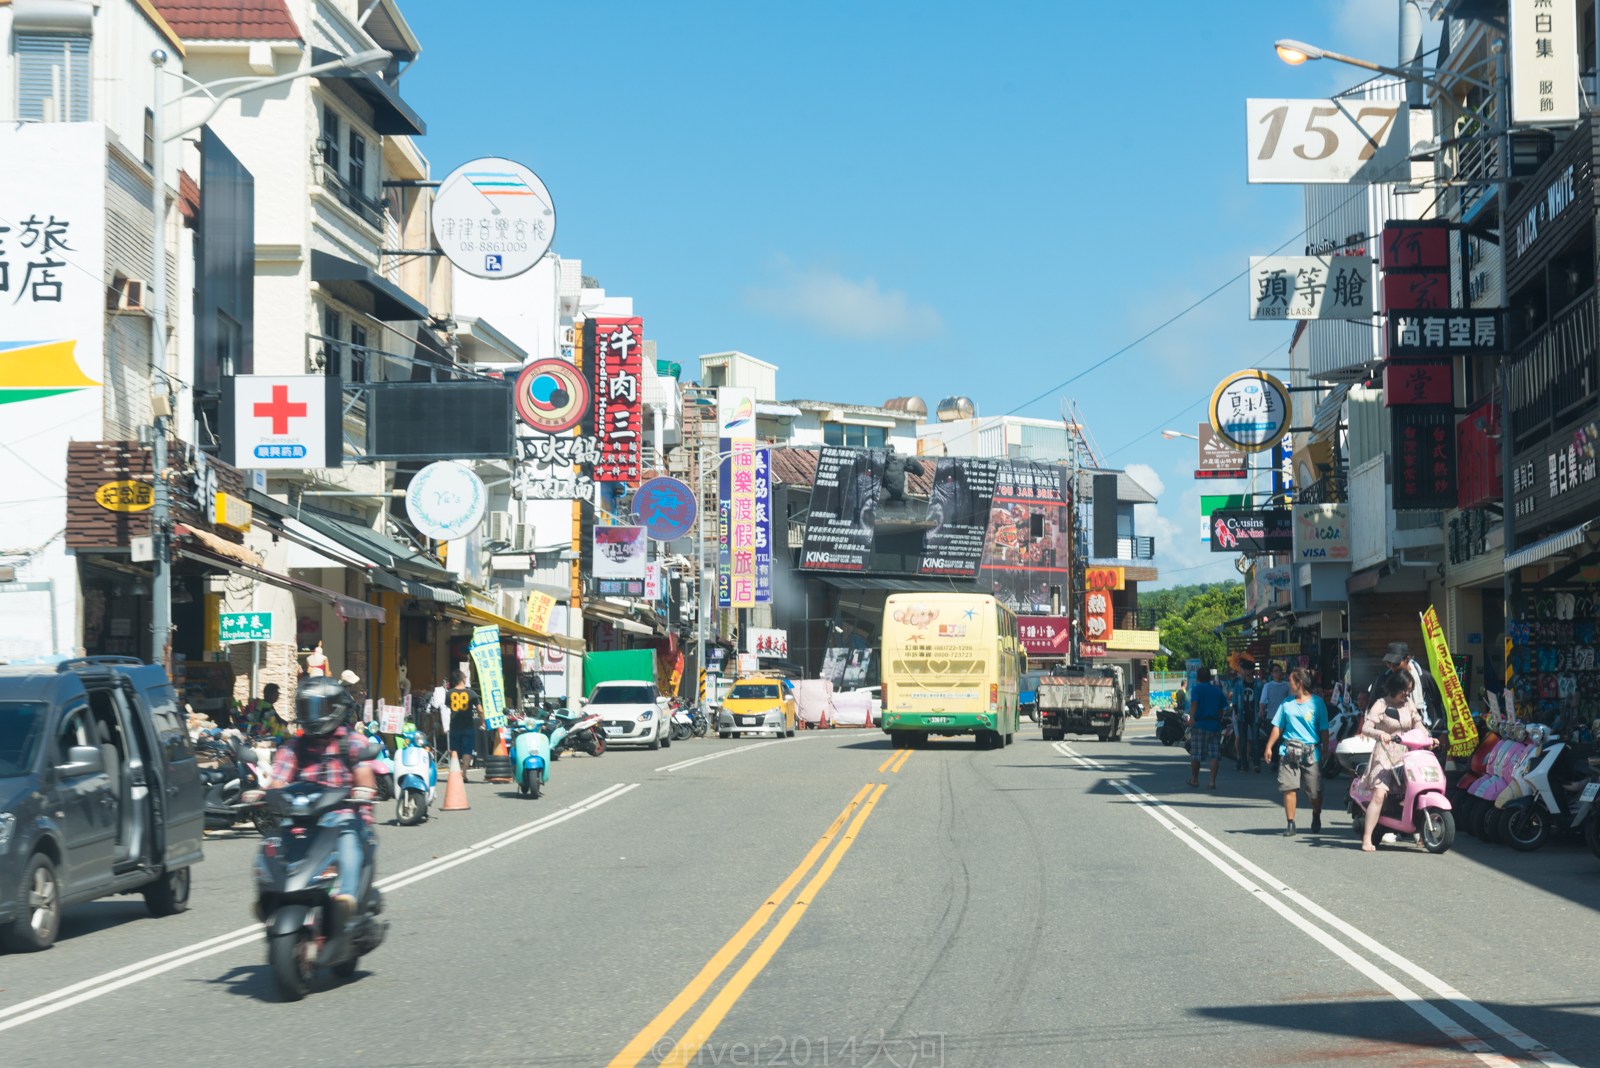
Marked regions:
[3,721,1598,1067]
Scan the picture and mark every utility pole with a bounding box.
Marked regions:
[149,49,173,673]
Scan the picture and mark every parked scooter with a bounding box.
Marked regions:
[671,701,695,742]
[1344,728,1455,853]
[512,720,550,799]
[547,707,605,758]
[393,734,437,825]
[1125,697,1144,720]
[687,704,711,738]
[1156,706,1185,747]
[255,782,386,1000]
[198,735,271,833]
[361,727,395,802]
[1320,702,1364,781]
[1501,726,1599,851]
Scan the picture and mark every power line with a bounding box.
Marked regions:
[1104,336,1291,458]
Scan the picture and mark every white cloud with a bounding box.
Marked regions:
[1124,463,1165,500]
[745,260,944,341]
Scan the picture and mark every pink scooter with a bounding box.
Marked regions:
[1343,728,1456,853]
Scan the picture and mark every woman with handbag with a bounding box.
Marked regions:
[1262,667,1330,837]
[1355,671,1437,852]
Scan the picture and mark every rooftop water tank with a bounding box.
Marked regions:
[936,396,976,422]
[883,396,928,418]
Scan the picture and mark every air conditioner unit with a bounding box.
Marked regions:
[512,522,535,552]
[119,280,146,311]
[487,510,514,545]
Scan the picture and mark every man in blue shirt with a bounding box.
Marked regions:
[1263,666,1331,836]
[1185,666,1229,789]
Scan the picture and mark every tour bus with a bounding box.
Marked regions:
[880,592,1023,748]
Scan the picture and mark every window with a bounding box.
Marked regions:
[348,131,366,195]
[54,704,94,765]
[322,306,342,373]
[349,323,368,383]
[215,311,241,378]
[142,685,192,763]
[144,108,155,167]
[0,701,47,778]
[321,106,341,173]
[589,685,655,704]
[17,34,90,122]
[823,423,886,448]
[727,684,781,700]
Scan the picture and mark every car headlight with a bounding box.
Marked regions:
[0,812,15,853]
[639,710,654,722]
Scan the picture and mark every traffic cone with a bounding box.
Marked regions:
[442,753,470,811]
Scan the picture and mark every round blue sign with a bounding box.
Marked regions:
[632,476,698,541]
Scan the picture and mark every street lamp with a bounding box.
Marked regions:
[146,46,390,670]
[1161,429,1198,441]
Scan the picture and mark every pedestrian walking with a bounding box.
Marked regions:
[1232,660,1259,773]
[1185,666,1229,789]
[1257,663,1291,774]
[1262,667,1330,836]
[445,671,483,782]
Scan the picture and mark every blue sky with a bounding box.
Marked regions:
[402,0,1437,588]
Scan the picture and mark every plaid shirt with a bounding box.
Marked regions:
[269,726,374,824]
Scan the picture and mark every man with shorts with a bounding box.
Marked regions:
[1263,666,1330,836]
[1184,666,1228,789]
[445,671,483,781]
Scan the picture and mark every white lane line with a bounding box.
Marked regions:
[1114,782,1578,1068]
[655,735,824,773]
[1106,780,1517,1068]
[1054,742,1106,769]
[0,783,638,1033]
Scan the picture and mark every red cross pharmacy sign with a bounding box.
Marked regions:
[226,375,339,470]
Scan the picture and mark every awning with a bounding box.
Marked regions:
[1504,519,1600,572]
[311,47,425,135]
[311,249,429,321]
[367,568,462,604]
[174,525,260,567]
[756,403,803,418]
[582,607,652,635]
[443,603,585,653]
[251,492,453,582]
[175,546,385,623]
[454,316,528,364]
[816,575,980,592]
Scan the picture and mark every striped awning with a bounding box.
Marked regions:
[1503,519,1600,572]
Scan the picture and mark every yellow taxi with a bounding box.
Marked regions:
[715,676,796,739]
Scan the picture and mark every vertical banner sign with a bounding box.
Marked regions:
[1391,407,1457,511]
[978,462,1071,611]
[918,457,1000,576]
[754,446,772,603]
[799,446,884,572]
[468,625,508,730]
[1083,590,1114,645]
[717,387,757,606]
[526,591,556,633]
[1420,606,1479,757]
[1510,0,1579,125]
[589,317,643,485]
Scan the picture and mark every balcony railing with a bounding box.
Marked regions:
[1509,289,1598,452]
[319,167,389,231]
[1117,536,1155,560]
[1296,474,1347,504]
[1114,608,1157,631]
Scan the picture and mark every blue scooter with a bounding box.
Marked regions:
[513,718,550,799]
[394,733,437,825]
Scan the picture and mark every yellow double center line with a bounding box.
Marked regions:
[877,748,913,773]
[607,783,888,1068]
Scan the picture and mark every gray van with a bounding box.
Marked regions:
[0,657,204,951]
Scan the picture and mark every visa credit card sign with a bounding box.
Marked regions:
[1292,504,1351,562]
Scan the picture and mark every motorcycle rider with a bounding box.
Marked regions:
[1358,670,1438,852]
[247,678,378,924]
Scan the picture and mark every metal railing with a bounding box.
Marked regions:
[1116,536,1155,560]
[319,167,389,230]
[1296,474,1347,504]
[1509,289,1598,451]
[1114,608,1157,631]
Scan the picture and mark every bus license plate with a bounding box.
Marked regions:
[1582,782,1600,803]
[926,716,953,724]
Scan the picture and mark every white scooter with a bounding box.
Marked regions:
[671,702,695,742]
[1501,726,1598,851]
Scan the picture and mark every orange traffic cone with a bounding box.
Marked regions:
[442,753,470,811]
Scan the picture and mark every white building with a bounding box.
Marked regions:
[917,413,1078,465]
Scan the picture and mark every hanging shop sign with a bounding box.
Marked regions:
[644,561,662,601]
[1386,310,1506,357]
[1247,565,1293,615]
[1379,225,1449,270]
[1291,503,1351,562]
[526,591,556,633]
[718,441,771,606]
[588,317,644,485]
[1197,422,1247,477]
[1382,361,1453,406]
[1248,255,1373,320]
[513,359,589,433]
[405,461,488,541]
[1382,270,1450,310]
[432,157,556,280]
[1391,407,1457,512]
[799,445,883,574]
[633,476,699,541]
[1269,642,1303,657]
[1020,616,1073,658]
[1083,589,1114,645]
[917,456,1000,577]
[1079,642,1108,658]
[1456,395,1503,511]
[1201,494,1250,544]
[977,461,1071,613]
[467,625,508,730]
[515,432,601,468]
[593,525,648,598]
[94,480,154,512]
[746,627,789,658]
[1209,508,1294,553]
[1085,566,1124,591]
[1509,416,1600,530]
[1245,98,1410,184]
[219,611,273,643]
[1208,371,1290,453]
[222,375,341,470]
[1509,0,1579,125]
[212,492,252,532]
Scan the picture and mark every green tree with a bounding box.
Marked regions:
[1150,581,1245,671]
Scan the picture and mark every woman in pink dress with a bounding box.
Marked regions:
[1357,671,1437,851]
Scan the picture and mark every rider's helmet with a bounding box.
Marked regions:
[295,677,354,738]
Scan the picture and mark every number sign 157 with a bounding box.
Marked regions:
[1246,98,1410,185]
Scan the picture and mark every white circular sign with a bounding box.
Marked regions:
[1208,370,1290,454]
[431,157,555,280]
[406,462,488,541]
